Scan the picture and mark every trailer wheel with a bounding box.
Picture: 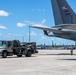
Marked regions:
[2,51,7,58]
[17,55,22,57]
[26,51,31,57]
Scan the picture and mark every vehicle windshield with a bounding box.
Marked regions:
[0,41,6,46]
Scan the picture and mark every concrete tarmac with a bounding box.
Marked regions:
[0,50,76,75]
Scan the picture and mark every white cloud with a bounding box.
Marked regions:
[17,23,26,27]
[31,19,47,27]
[41,19,46,24]
[29,19,47,27]
[19,19,47,28]
[0,10,9,17]
[27,31,37,36]
[0,25,7,29]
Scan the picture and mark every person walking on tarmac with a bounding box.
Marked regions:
[70,45,74,55]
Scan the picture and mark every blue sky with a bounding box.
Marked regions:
[0,0,76,45]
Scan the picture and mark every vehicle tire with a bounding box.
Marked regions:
[17,55,22,57]
[26,51,31,57]
[2,51,7,58]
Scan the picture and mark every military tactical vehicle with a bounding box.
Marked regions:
[0,40,32,58]
[21,42,38,54]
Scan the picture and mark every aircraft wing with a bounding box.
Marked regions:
[52,24,76,30]
[31,26,71,35]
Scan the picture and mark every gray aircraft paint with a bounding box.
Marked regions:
[51,0,76,25]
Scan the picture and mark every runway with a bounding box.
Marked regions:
[0,50,76,75]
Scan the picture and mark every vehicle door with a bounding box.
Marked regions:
[7,41,13,52]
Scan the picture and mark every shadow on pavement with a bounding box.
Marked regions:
[58,59,76,61]
[38,53,71,56]
[0,55,36,59]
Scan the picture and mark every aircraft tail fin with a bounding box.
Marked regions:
[51,0,76,25]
